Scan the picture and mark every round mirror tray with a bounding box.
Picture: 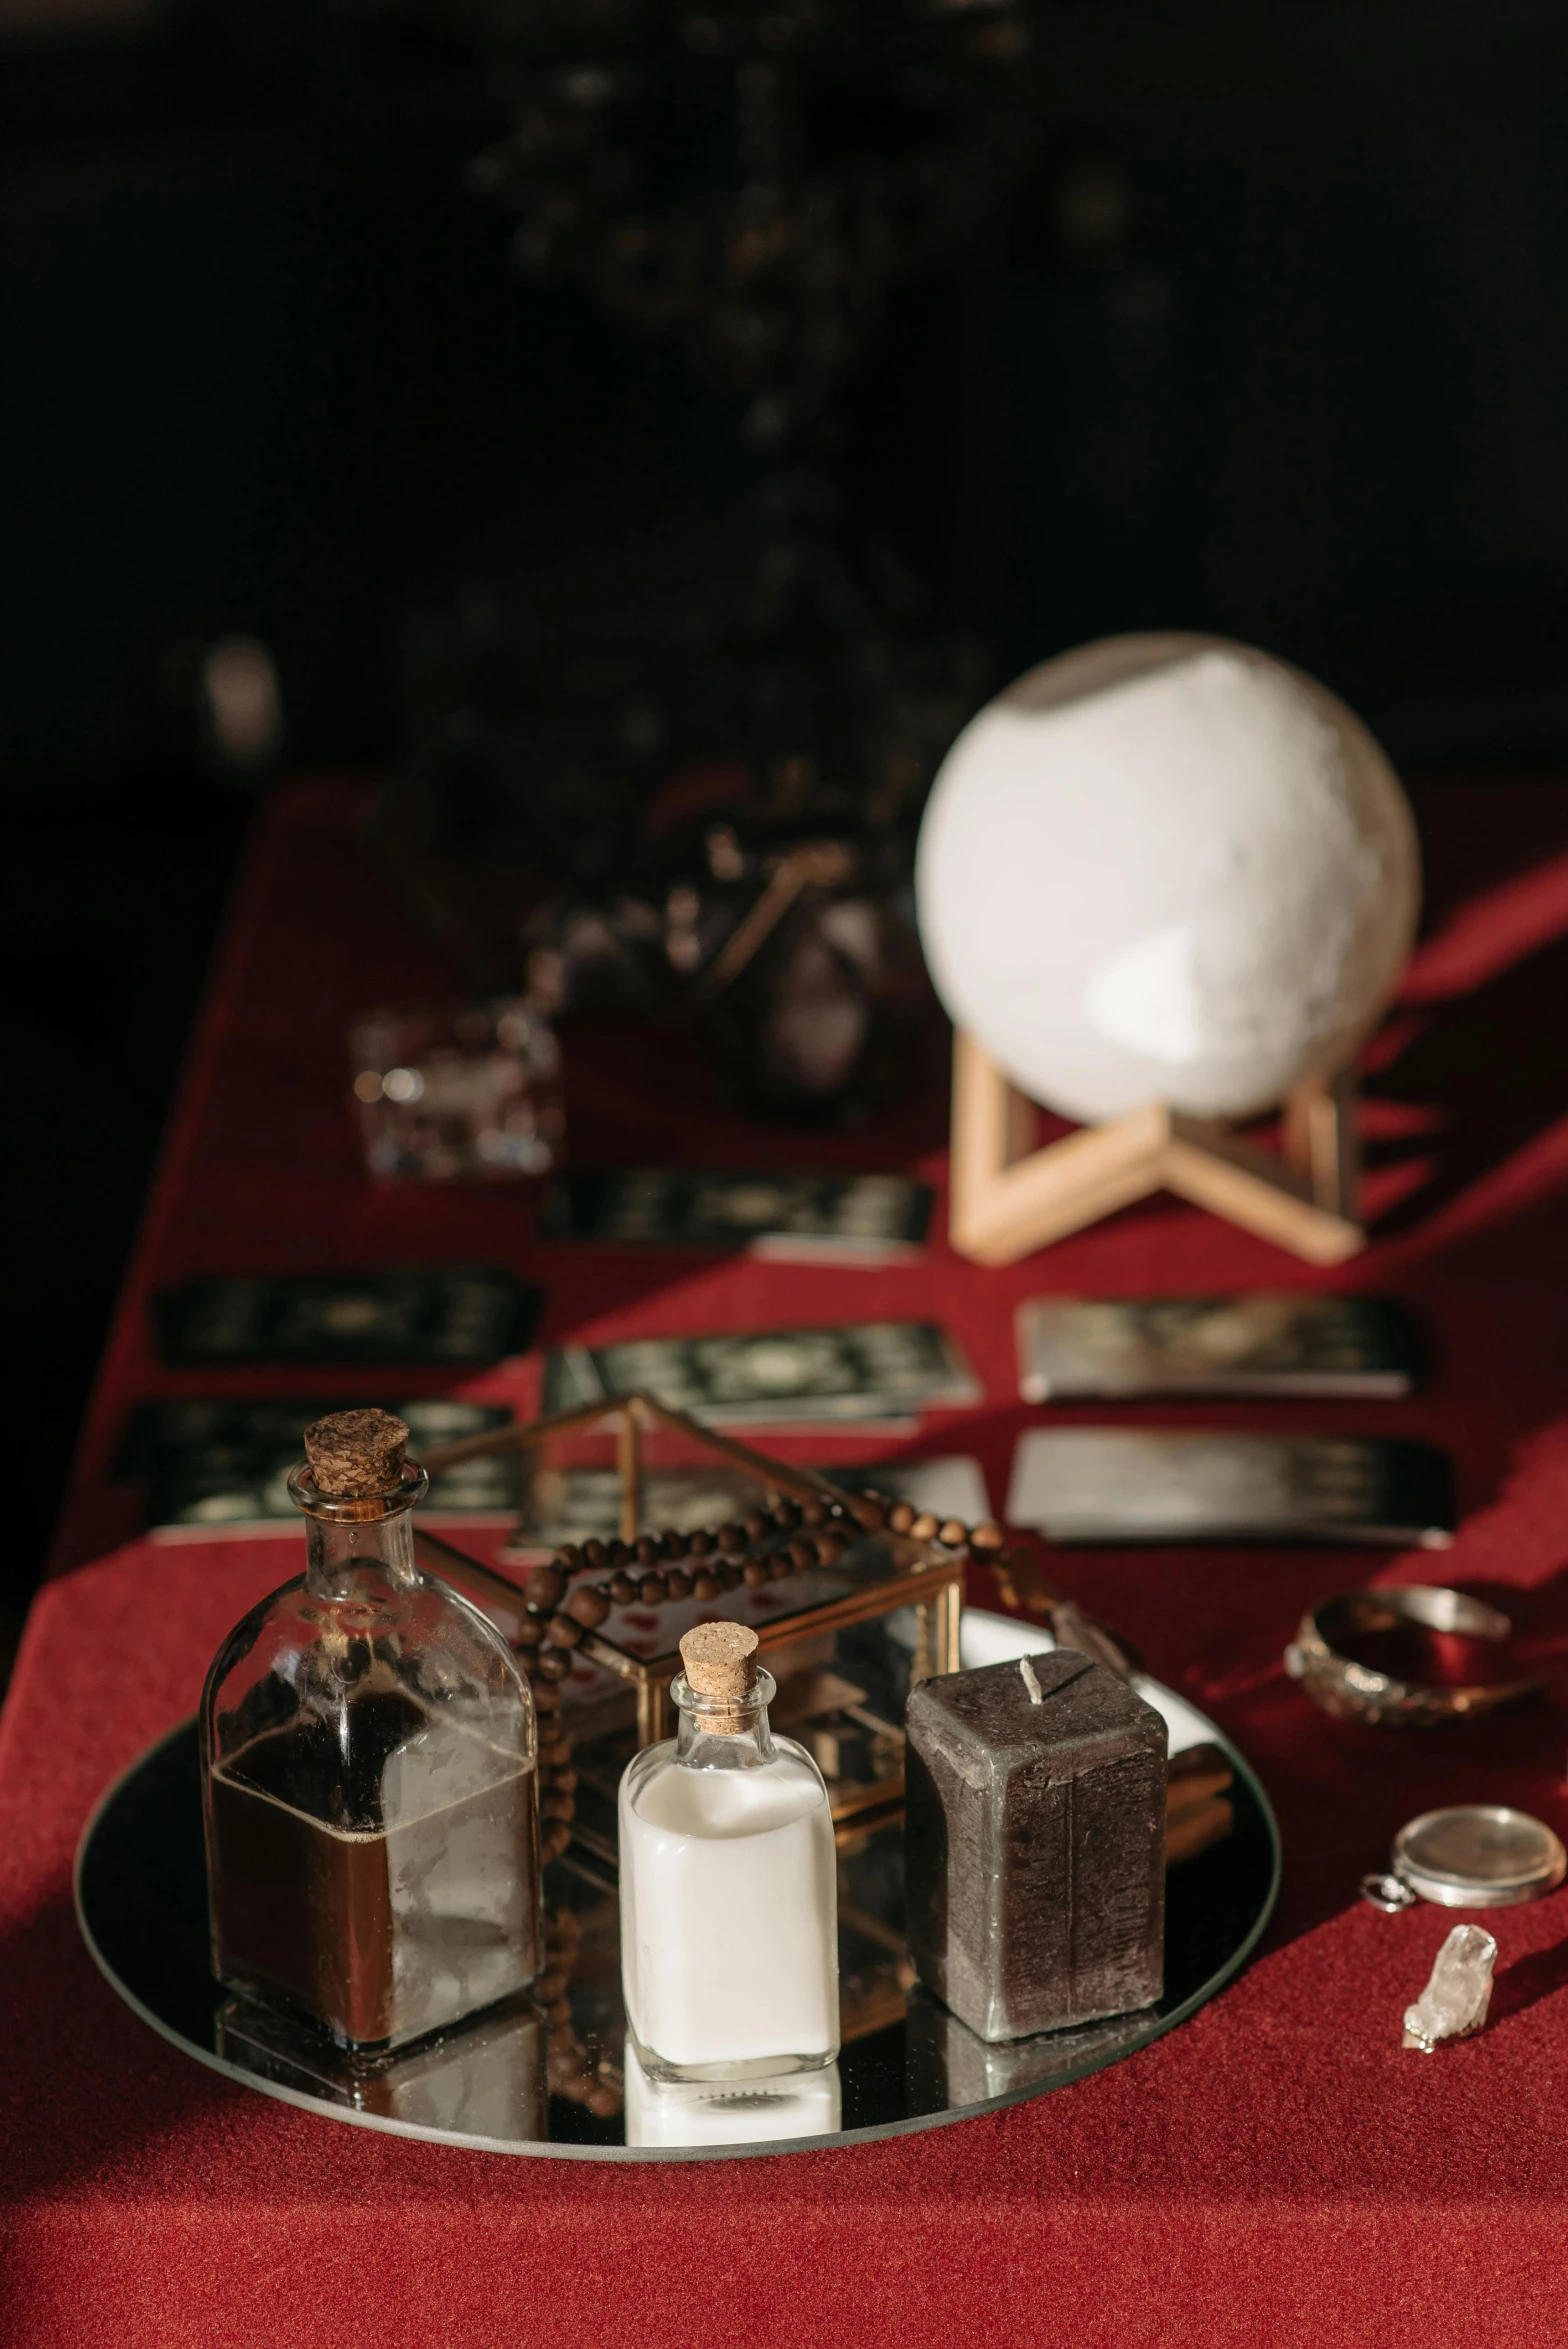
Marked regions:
[75,1612,1279,2162]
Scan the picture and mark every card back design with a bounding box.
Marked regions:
[120,1398,517,1525]
[540,1169,932,1263]
[153,1266,543,1366]
[542,1322,980,1424]
[1007,1428,1453,1547]
[1017,1294,1418,1401]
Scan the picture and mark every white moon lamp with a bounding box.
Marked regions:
[916,634,1420,1265]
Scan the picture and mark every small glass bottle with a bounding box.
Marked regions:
[201,1408,541,2050]
[618,1621,839,2082]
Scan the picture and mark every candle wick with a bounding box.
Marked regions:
[1019,1656,1044,1705]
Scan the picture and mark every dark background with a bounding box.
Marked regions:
[6,0,1568,1626]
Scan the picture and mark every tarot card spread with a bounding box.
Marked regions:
[540,1169,933,1264]
[509,1454,990,1554]
[121,1399,517,1526]
[1008,1429,1453,1547]
[154,1266,543,1366]
[1017,1294,1417,1402]
[543,1323,981,1427]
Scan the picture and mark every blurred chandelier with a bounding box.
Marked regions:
[371,0,1048,1124]
[462,0,1041,454]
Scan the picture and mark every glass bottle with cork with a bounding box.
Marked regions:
[201,1408,541,2050]
[618,1620,839,2082]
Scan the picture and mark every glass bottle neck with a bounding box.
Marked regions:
[304,1506,419,1601]
[673,1671,777,1767]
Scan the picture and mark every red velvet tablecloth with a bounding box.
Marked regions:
[8,777,1568,2346]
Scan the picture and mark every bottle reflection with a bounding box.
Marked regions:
[216,1992,547,2141]
[623,2043,843,2148]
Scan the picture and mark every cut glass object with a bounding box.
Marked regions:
[350,1000,563,1182]
[1402,1924,1497,2052]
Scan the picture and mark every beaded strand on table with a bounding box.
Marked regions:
[511,1487,1009,1861]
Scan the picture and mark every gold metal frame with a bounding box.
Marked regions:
[416,1391,965,1752]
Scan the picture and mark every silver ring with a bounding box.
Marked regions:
[1284,1586,1545,1728]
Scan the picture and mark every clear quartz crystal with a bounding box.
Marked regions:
[1402,1924,1497,2052]
[618,1665,839,2082]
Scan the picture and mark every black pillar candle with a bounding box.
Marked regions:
[904,1650,1167,2042]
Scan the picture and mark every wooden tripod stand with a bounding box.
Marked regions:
[948,1031,1364,1268]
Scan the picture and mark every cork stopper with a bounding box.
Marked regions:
[679,1621,760,1734]
[303,1408,410,1499]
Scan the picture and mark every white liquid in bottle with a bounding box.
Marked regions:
[618,1621,839,2082]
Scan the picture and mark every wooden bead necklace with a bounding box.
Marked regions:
[517,1486,1007,1862]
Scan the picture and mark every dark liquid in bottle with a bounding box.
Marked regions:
[207,1688,540,2048]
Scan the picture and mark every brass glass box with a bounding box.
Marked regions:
[414,1392,966,1836]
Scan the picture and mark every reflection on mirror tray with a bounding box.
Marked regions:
[216,1992,549,2140]
[904,1989,1151,2110]
[75,1617,1279,2159]
[624,2047,843,2149]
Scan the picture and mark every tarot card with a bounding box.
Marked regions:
[1017,1294,1419,1402]
[539,1168,933,1265]
[822,1455,991,1527]
[153,1265,543,1366]
[511,1452,991,1554]
[1006,1429,1454,1547]
[510,1464,770,1552]
[543,1322,981,1425]
[122,1398,518,1526]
